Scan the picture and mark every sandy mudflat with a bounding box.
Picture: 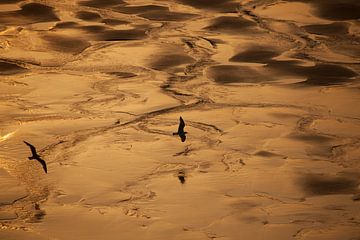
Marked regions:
[0,0,360,239]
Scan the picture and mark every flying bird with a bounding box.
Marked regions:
[23,141,47,173]
[173,116,187,142]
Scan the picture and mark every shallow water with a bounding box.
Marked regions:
[0,0,360,239]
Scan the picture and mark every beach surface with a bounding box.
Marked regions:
[1,0,360,239]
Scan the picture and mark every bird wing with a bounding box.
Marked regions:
[178,117,185,132]
[36,157,47,174]
[24,141,37,156]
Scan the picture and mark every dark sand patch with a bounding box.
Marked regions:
[0,61,28,75]
[107,72,137,78]
[313,1,360,21]
[151,54,195,70]
[230,48,280,63]
[79,0,125,8]
[102,18,129,26]
[97,29,147,41]
[0,0,22,4]
[79,25,108,33]
[269,112,299,119]
[303,22,349,36]
[288,133,332,143]
[299,173,360,196]
[18,3,59,22]
[297,64,358,86]
[53,21,79,29]
[114,5,169,14]
[266,60,308,75]
[207,65,270,84]
[115,5,197,21]
[43,34,91,53]
[0,3,59,24]
[264,60,357,86]
[76,11,102,21]
[353,193,360,201]
[289,0,360,20]
[60,24,148,41]
[255,151,282,158]
[138,10,197,21]
[204,16,257,34]
[176,0,239,13]
[227,49,358,85]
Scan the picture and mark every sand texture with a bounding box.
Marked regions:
[0,0,360,239]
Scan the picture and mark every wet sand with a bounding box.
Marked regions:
[0,0,360,239]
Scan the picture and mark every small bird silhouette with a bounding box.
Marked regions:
[23,141,47,173]
[173,116,187,142]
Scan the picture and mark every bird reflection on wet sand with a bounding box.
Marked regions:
[24,141,48,173]
[177,170,186,184]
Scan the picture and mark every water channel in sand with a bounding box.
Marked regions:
[0,0,360,239]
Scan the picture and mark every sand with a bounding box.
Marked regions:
[0,0,360,239]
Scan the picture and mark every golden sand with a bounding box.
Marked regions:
[0,0,359,239]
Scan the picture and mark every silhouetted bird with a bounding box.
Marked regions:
[24,141,47,173]
[173,116,187,142]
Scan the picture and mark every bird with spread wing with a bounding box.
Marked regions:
[24,141,47,173]
[173,116,187,142]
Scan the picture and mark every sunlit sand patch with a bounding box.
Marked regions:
[0,168,28,206]
[311,119,360,138]
[0,131,16,143]
[0,3,21,12]
[0,230,48,240]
